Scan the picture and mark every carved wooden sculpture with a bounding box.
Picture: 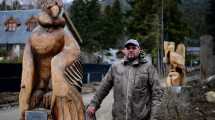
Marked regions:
[19,0,84,119]
[163,41,186,87]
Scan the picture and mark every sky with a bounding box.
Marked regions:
[0,0,74,5]
[24,0,74,4]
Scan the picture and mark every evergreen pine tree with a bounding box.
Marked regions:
[70,0,101,52]
[163,0,190,44]
[207,0,215,36]
[127,0,160,53]
[69,0,125,52]
[207,0,215,53]
[99,0,125,49]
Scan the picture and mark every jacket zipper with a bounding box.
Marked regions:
[126,66,132,120]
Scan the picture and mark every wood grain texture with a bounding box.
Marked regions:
[19,2,84,120]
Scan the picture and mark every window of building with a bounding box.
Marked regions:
[25,16,38,32]
[4,16,21,32]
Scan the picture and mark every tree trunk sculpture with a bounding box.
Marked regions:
[19,0,84,120]
[163,41,186,87]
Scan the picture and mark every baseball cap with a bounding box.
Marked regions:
[124,39,140,47]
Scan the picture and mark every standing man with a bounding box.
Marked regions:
[86,39,163,120]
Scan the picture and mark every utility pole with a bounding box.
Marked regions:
[159,0,165,76]
[4,0,6,10]
[11,0,13,10]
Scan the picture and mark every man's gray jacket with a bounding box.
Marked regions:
[90,59,163,120]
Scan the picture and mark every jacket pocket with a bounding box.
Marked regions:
[134,72,148,89]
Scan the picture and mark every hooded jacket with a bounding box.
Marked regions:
[90,57,163,120]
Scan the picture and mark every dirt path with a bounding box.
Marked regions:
[0,88,113,120]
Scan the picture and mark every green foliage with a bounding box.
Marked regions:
[127,0,160,53]
[69,0,191,55]
[126,0,191,66]
[163,0,191,44]
[127,0,191,50]
[0,48,22,63]
[0,0,22,10]
[0,0,12,10]
[0,58,22,63]
[70,0,101,52]
[0,48,7,57]
[207,0,215,36]
[12,0,22,10]
[99,0,125,49]
[69,0,125,52]
[180,0,208,38]
[206,0,215,53]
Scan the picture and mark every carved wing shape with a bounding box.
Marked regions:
[64,57,83,92]
[176,43,185,59]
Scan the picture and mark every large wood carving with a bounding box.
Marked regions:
[19,0,84,119]
[164,41,186,87]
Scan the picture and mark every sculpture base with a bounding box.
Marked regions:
[25,108,52,120]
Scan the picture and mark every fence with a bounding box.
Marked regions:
[0,63,110,92]
[83,64,110,83]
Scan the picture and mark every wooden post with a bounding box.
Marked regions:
[200,35,215,80]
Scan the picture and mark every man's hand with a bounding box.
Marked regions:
[86,105,96,119]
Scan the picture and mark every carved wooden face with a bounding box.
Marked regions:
[48,4,61,18]
[39,0,63,9]
[38,0,63,18]
[168,72,180,81]
[167,71,183,86]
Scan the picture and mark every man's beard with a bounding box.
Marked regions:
[127,54,139,61]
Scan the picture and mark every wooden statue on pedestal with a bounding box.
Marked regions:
[19,0,84,119]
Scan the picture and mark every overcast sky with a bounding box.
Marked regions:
[0,0,74,5]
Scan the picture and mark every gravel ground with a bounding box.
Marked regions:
[0,71,199,120]
[0,84,113,120]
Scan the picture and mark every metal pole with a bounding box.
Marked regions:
[159,0,165,76]
[11,0,13,10]
[4,0,6,10]
[87,73,90,84]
